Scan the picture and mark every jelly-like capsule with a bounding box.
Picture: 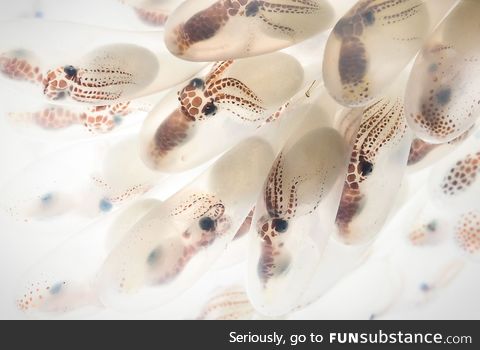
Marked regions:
[405,0,480,143]
[140,53,304,172]
[0,20,205,106]
[96,138,274,310]
[164,0,335,61]
[334,83,412,245]
[248,126,349,316]
[323,0,457,107]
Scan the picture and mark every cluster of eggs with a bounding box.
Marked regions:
[0,0,479,319]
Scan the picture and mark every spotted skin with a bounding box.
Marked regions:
[335,98,407,237]
[332,0,423,105]
[134,7,169,26]
[439,152,480,197]
[454,211,480,258]
[43,65,134,103]
[197,286,254,320]
[8,102,131,134]
[0,53,43,84]
[171,0,323,54]
[91,174,151,205]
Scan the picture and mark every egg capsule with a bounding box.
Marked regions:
[164,0,336,61]
[334,76,412,245]
[405,0,480,143]
[323,0,457,107]
[140,52,304,172]
[247,104,350,316]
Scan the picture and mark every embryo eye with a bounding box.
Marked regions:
[63,65,78,77]
[202,101,217,116]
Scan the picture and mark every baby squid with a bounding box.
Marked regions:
[140,52,304,172]
[164,0,335,61]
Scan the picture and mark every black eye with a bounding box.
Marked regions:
[246,1,260,17]
[199,217,216,231]
[362,10,375,25]
[63,65,77,77]
[202,101,217,116]
[359,159,374,176]
[272,218,288,233]
[190,78,204,89]
[426,221,437,232]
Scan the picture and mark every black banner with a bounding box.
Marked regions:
[3,320,477,349]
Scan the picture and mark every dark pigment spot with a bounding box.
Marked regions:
[199,216,216,231]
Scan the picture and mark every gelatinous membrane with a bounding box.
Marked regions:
[323,0,457,107]
[119,0,178,26]
[15,199,160,318]
[0,135,164,232]
[0,20,205,106]
[405,0,480,143]
[140,52,304,172]
[96,138,274,310]
[164,0,335,61]
[334,78,412,245]
[196,285,254,320]
[248,125,349,316]
[453,210,480,262]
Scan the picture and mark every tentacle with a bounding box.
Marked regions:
[215,93,266,120]
[170,194,223,220]
[264,153,285,217]
[207,77,262,103]
[205,60,234,86]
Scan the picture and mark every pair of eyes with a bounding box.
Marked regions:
[189,78,217,116]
